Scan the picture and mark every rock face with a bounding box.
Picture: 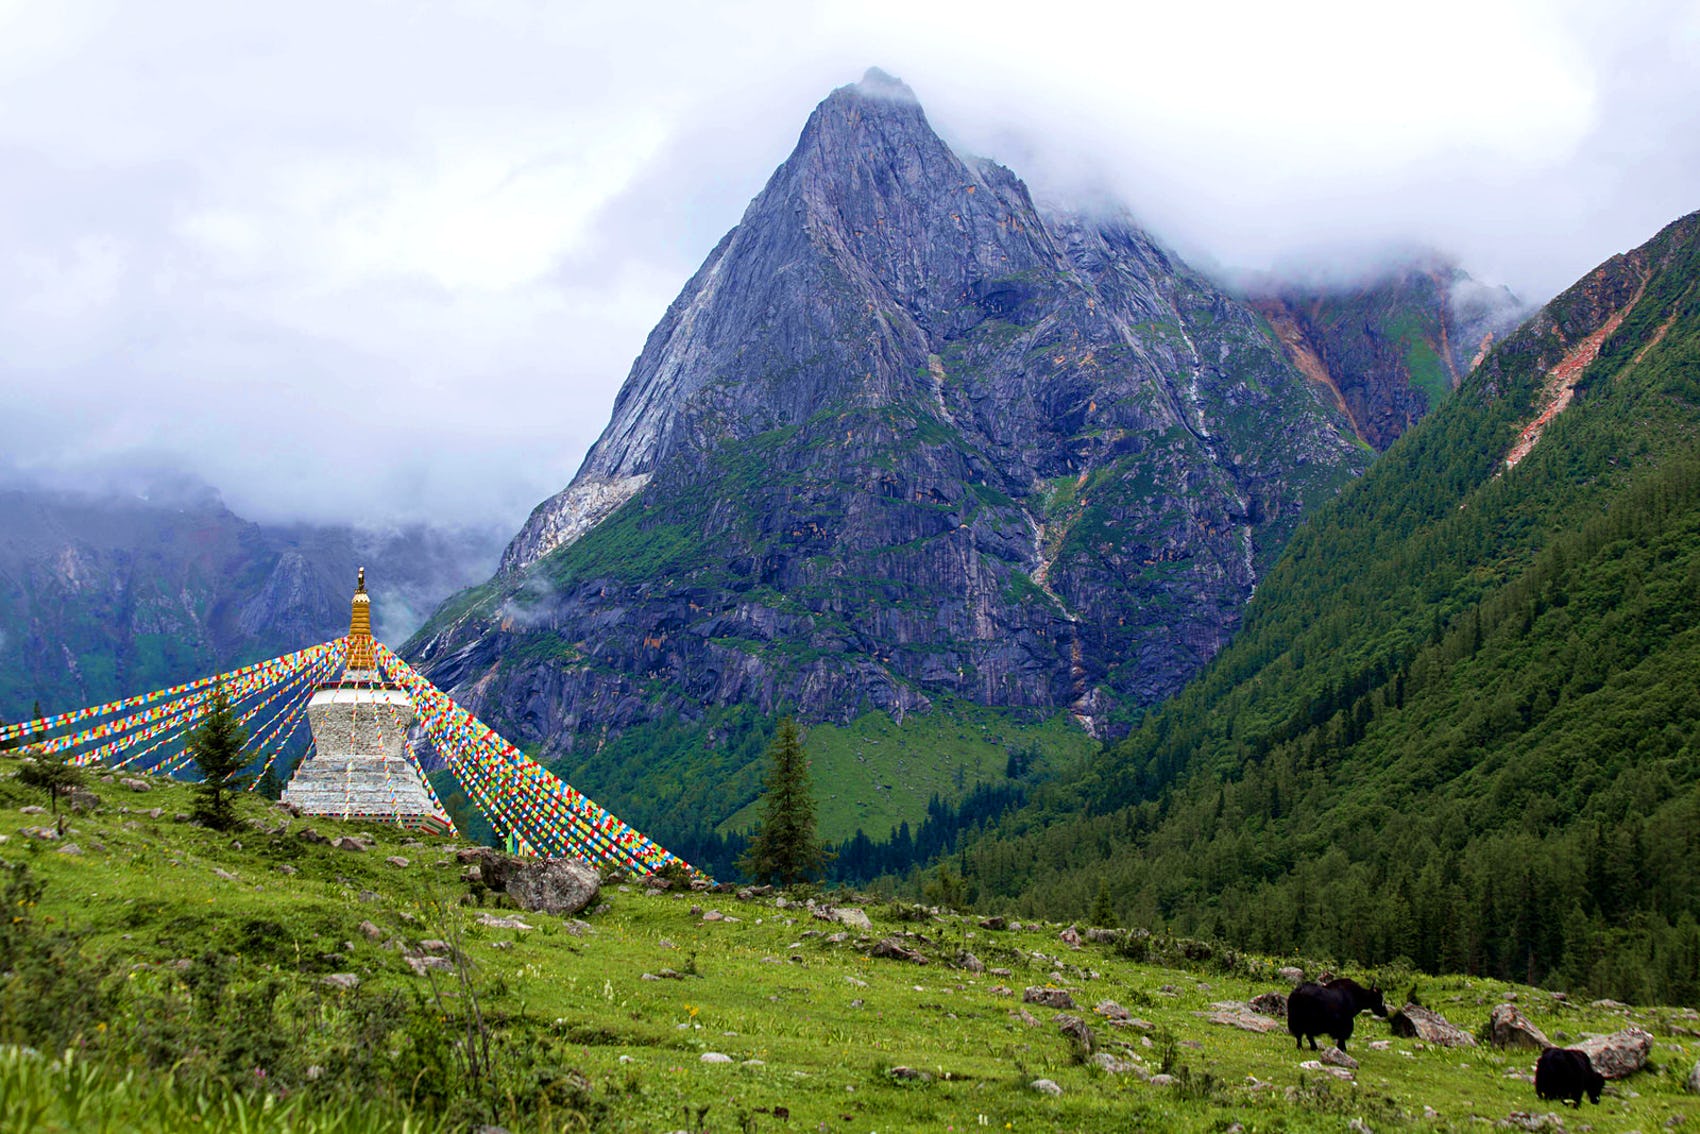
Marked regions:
[1247,264,1525,450]
[408,70,1366,827]
[1575,1026,1653,1079]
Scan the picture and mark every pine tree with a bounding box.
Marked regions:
[1089,878,1116,928]
[16,745,84,817]
[188,684,249,831]
[736,718,831,886]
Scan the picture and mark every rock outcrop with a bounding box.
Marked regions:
[1575,1026,1653,1079]
[1389,1004,1475,1047]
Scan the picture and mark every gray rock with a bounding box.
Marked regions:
[1028,1078,1063,1096]
[1089,1052,1142,1074]
[1204,1005,1283,1034]
[476,914,534,930]
[869,937,928,964]
[1094,1000,1131,1022]
[404,955,453,975]
[699,1053,733,1064]
[831,907,873,932]
[386,856,409,868]
[1686,1059,1700,1094]
[1278,966,1305,984]
[18,806,44,815]
[503,857,600,916]
[1148,1074,1176,1087]
[1575,1026,1653,1079]
[1249,991,1288,1018]
[978,917,1007,930]
[56,843,82,856]
[955,951,985,973]
[322,973,360,990]
[1321,1046,1359,1070]
[1390,1004,1476,1047]
[1487,1003,1551,1050]
[1054,1013,1095,1055]
[358,920,383,941]
[1023,987,1075,1010]
[887,1066,931,1081]
[119,777,151,793]
[331,836,368,852]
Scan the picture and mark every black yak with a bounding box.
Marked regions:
[1535,1047,1604,1107]
[1287,977,1388,1052]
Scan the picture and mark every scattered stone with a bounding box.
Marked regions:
[845,976,868,988]
[460,866,483,884]
[1487,1003,1552,1050]
[69,791,101,812]
[386,856,409,868]
[332,836,369,852]
[1095,1000,1131,1022]
[887,1066,931,1082]
[641,973,661,981]
[700,1053,733,1064]
[979,916,1006,930]
[19,826,57,840]
[1390,1004,1476,1047]
[1299,1060,1354,1081]
[955,951,985,973]
[418,940,452,955]
[832,907,873,932]
[476,914,534,931]
[1028,1078,1062,1096]
[870,937,928,964]
[1249,991,1288,1018]
[1084,927,1122,944]
[989,986,1013,996]
[562,919,593,936]
[120,778,152,793]
[1204,1004,1284,1034]
[56,843,82,856]
[1687,1059,1700,1094]
[1278,966,1305,984]
[322,974,360,990]
[277,864,298,876]
[1023,987,1075,1010]
[1055,1013,1095,1054]
[1321,1046,1359,1070]
[1591,998,1627,1010]
[1090,1052,1142,1074]
[358,891,381,904]
[18,806,44,815]
[1011,1008,1040,1027]
[1059,926,1081,947]
[213,868,238,881]
[1148,1074,1176,1087]
[145,808,163,820]
[358,920,383,941]
[297,828,329,845]
[489,941,513,951]
[1575,1026,1653,1079]
[1498,1113,1565,1132]
[702,910,724,922]
[404,955,453,975]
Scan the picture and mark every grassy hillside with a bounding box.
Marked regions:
[4,762,1698,1132]
[957,212,1700,1002]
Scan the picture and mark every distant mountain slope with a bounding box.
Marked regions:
[407,71,1366,841]
[1248,263,1526,449]
[0,482,502,720]
[964,210,1700,1003]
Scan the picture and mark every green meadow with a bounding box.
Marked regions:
[2,766,1696,1133]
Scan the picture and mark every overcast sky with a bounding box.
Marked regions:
[1,0,1696,533]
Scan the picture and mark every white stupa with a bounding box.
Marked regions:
[282,568,450,832]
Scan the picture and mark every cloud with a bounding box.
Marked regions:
[0,0,1694,534]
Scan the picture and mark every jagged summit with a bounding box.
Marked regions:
[415,72,1366,835]
[847,66,919,103]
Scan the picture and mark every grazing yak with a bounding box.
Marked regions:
[1287,978,1388,1052]
[1535,1047,1604,1107]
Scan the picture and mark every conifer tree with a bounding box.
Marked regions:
[188,684,249,830]
[737,718,831,886]
[16,744,84,817]
[1090,878,1116,928]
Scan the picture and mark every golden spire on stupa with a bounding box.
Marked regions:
[346,567,376,672]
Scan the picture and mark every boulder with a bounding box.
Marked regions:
[119,777,152,793]
[699,1052,733,1064]
[1054,1013,1095,1054]
[955,951,986,973]
[1486,1003,1550,1050]
[503,857,600,916]
[1321,1046,1358,1070]
[869,937,928,964]
[832,907,873,932]
[332,836,368,852]
[887,1065,931,1082]
[476,914,534,930]
[1058,926,1081,947]
[1023,987,1075,1010]
[1278,966,1305,984]
[69,791,101,812]
[978,916,1007,930]
[322,973,360,990]
[1390,1004,1475,1047]
[1249,991,1288,1018]
[1094,1000,1131,1023]
[1028,1079,1062,1096]
[1574,1026,1653,1079]
[297,827,329,845]
[1090,1052,1142,1074]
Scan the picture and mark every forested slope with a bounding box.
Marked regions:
[962,211,1700,1003]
